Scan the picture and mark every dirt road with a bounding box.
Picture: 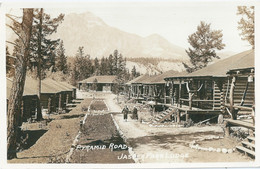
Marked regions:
[70,114,134,163]
[113,114,252,163]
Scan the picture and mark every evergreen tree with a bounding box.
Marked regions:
[93,57,100,75]
[55,40,67,73]
[131,66,137,78]
[108,54,114,75]
[100,56,108,75]
[75,46,85,81]
[83,54,92,78]
[6,46,15,77]
[112,52,128,94]
[92,78,98,91]
[184,21,225,72]
[70,60,78,86]
[74,46,92,81]
[237,6,254,48]
[29,8,64,97]
[7,9,34,160]
[113,49,119,75]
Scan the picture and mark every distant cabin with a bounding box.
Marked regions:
[78,75,117,92]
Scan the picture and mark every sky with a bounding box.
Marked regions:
[6,1,254,53]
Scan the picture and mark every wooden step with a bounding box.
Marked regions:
[247,136,255,142]
[236,146,255,156]
[67,107,73,111]
[163,112,168,115]
[66,103,77,107]
[159,114,166,118]
[155,117,161,121]
[242,141,255,149]
[72,101,81,104]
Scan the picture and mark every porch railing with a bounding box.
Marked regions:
[179,98,214,110]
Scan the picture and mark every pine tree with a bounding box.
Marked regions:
[29,8,64,98]
[100,56,107,75]
[74,46,92,81]
[108,54,114,75]
[113,49,119,75]
[112,52,128,94]
[237,6,254,48]
[131,66,137,78]
[93,57,100,75]
[55,40,67,73]
[184,21,225,72]
[75,46,85,81]
[6,46,15,77]
[92,78,98,91]
[7,9,34,159]
[70,60,78,86]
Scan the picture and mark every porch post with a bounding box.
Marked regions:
[59,93,62,110]
[20,100,24,125]
[185,110,189,122]
[164,83,167,104]
[224,121,230,136]
[177,109,180,123]
[66,94,69,105]
[137,85,139,97]
[48,97,51,113]
[229,76,236,119]
[189,92,193,110]
[178,79,182,107]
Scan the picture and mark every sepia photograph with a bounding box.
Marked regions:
[1,0,259,168]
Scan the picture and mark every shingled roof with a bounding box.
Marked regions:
[125,74,152,85]
[7,76,75,99]
[165,50,254,80]
[144,70,187,84]
[78,75,117,84]
[59,81,76,89]
[7,77,38,99]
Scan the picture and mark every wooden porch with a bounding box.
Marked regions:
[145,101,222,123]
[224,118,254,131]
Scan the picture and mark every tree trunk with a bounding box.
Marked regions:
[37,8,43,98]
[36,8,43,120]
[7,9,34,159]
[229,76,236,120]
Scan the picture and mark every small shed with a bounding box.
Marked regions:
[78,75,117,92]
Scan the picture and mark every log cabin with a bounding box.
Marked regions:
[223,67,255,158]
[125,74,151,99]
[40,78,74,113]
[7,78,39,123]
[164,50,254,123]
[78,75,117,92]
[7,76,77,123]
[59,81,77,99]
[223,67,255,132]
[142,70,187,104]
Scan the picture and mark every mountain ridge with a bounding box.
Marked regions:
[51,11,190,61]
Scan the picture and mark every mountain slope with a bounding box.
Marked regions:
[51,12,189,61]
